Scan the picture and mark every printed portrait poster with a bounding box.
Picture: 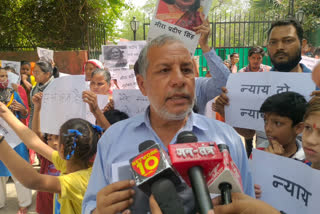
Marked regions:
[37,47,54,62]
[103,45,129,69]
[148,0,213,56]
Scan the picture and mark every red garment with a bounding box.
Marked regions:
[36,155,60,214]
[17,85,29,126]
[156,0,202,31]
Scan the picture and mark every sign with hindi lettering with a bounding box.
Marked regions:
[0,118,22,148]
[225,72,315,131]
[37,47,54,62]
[300,56,320,71]
[251,149,320,213]
[148,0,212,56]
[102,41,146,89]
[40,75,87,135]
[113,89,149,117]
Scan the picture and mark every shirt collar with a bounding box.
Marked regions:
[133,107,209,133]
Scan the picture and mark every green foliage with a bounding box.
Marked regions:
[250,0,320,32]
[0,0,128,50]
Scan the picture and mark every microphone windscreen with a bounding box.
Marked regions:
[139,140,156,152]
[151,178,185,214]
[176,131,198,144]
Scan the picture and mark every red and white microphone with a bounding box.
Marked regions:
[207,144,244,204]
[168,131,222,214]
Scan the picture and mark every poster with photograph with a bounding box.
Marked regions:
[148,0,212,56]
[102,41,146,89]
[103,45,129,68]
[37,47,54,62]
[0,60,21,77]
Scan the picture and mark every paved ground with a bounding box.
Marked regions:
[0,179,37,214]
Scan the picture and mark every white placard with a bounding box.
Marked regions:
[108,68,138,89]
[40,75,87,135]
[113,89,149,117]
[225,72,315,131]
[0,60,21,80]
[37,47,54,62]
[102,41,146,89]
[86,94,109,124]
[148,0,212,56]
[300,56,320,71]
[252,149,319,213]
[8,72,20,87]
[0,118,22,148]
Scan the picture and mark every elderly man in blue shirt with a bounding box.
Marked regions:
[82,32,254,214]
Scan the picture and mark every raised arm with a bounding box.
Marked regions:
[0,101,54,162]
[0,138,61,193]
[31,92,44,139]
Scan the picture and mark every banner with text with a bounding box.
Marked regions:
[225,72,315,131]
[251,149,320,213]
[148,0,212,56]
[113,89,149,117]
[40,75,87,135]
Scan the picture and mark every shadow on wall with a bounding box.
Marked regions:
[0,50,88,75]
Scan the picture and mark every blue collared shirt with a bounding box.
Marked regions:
[195,49,230,115]
[82,110,254,214]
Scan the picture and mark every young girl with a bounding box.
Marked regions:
[0,101,101,214]
[302,96,320,169]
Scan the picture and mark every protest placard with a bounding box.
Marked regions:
[7,72,20,87]
[0,118,22,148]
[86,94,109,124]
[300,56,320,71]
[148,0,212,56]
[113,89,149,117]
[102,41,146,89]
[40,75,87,135]
[0,60,21,78]
[225,72,315,131]
[251,149,320,213]
[37,47,54,62]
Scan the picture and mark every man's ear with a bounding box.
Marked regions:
[295,122,304,135]
[136,74,147,96]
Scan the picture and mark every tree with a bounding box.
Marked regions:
[250,0,320,32]
[0,0,129,50]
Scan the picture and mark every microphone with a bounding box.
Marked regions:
[129,140,184,214]
[169,131,222,214]
[206,144,244,205]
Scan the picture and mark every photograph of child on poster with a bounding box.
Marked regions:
[156,0,203,31]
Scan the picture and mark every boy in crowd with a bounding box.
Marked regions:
[253,92,307,199]
[258,91,307,160]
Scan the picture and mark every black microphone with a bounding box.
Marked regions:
[174,131,214,214]
[129,140,184,214]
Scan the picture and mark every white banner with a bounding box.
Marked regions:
[0,118,22,148]
[148,0,212,56]
[251,149,319,214]
[40,75,87,135]
[37,47,54,62]
[225,72,315,131]
[113,89,149,117]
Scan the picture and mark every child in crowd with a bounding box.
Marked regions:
[253,91,307,198]
[0,101,101,214]
[302,96,320,169]
[31,92,60,214]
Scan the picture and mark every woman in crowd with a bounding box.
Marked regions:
[0,68,31,214]
[83,59,104,81]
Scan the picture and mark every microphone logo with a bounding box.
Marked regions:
[131,148,160,177]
